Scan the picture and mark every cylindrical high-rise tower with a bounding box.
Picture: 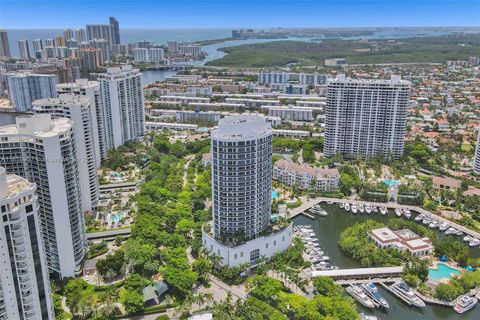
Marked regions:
[211,115,273,243]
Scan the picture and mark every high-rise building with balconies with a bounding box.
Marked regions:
[0,167,54,320]
[474,129,480,175]
[32,94,100,211]
[0,115,86,278]
[202,115,292,267]
[56,79,105,162]
[98,65,145,149]
[324,75,411,159]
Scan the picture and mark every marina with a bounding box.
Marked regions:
[293,204,480,319]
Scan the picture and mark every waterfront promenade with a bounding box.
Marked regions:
[288,196,480,239]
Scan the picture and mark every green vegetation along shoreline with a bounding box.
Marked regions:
[206,35,480,67]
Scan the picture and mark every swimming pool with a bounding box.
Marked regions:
[108,212,126,224]
[271,191,279,199]
[428,263,460,280]
[383,179,400,187]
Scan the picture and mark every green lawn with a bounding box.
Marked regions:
[461,144,474,152]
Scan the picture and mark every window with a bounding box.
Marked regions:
[234,253,237,259]
[240,251,244,257]
[265,243,269,249]
[250,249,260,262]
[25,204,33,213]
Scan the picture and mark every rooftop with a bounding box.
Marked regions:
[212,114,272,140]
[0,115,72,138]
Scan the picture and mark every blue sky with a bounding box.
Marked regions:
[0,0,479,28]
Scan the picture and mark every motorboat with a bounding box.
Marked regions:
[439,222,449,231]
[456,230,463,236]
[339,202,345,209]
[445,227,457,235]
[395,208,402,217]
[469,238,480,247]
[365,204,372,214]
[327,201,333,205]
[429,220,439,229]
[310,205,328,217]
[422,217,432,225]
[415,214,425,221]
[361,282,389,309]
[463,236,471,242]
[453,295,478,314]
[351,203,358,214]
[403,209,411,219]
[345,203,350,212]
[359,204,365,214]
[360,313,378,320]
[380,207,388,215]
[346,285,376,308]
[393,282,426,308]
[373,206,378,213]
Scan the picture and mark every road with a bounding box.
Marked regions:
[288,196,480,239]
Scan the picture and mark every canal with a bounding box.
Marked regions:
[293,204,480,319]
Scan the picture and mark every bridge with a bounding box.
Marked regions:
[307,266,404,281]
[288,197,480,240]
[86,228,131,241]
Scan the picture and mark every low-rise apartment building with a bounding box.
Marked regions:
[273,159,339,192]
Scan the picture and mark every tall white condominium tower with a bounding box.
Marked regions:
[324,75,411,159]
[0,29,11,57]
[17,39,31,59]
[475,129,480,175]
[32,94,100,210]
[0,115,86,278]
[98,65,145,149]
[202,115,292,267]
[0,167,54,320]
[6,72,58,112]
[56,79,105,164]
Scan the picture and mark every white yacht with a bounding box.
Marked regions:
[361,282,389,309]
[439,222,449,231]
[345,203,350,212]
[393,282,426,308]
[403,209,411,219]
[351,203,358,214]
[454,295,478,314]
[422,216,432,225]
[380,207,387,215]
[395,208,402,217]
[429,220,439,229]
[359,204,365,214]
[469,238,480,247]
[360,313,378,320]
[310,205,328,217]
[346,285,376,308]
[445,227,457,235]
[365,204,372,214]
[415,214,425,221]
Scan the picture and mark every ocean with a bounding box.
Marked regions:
[5,28,232,57]
[5,27,480,57]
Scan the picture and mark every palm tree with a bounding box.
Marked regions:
[203,292,215,306]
